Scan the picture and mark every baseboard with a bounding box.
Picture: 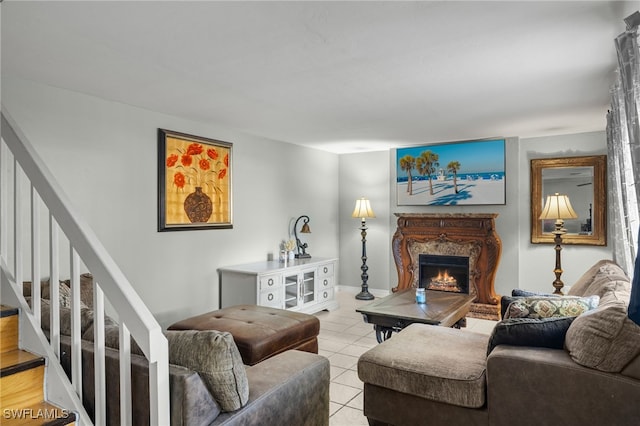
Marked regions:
[336,285,390,298]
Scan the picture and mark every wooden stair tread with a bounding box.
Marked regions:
[0,401,76,425]
[0,307,76,425]
[1,350,45,376]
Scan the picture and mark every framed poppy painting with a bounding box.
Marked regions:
[158,129,232,231]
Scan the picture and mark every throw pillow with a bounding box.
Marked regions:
[39,299,95,337]
[486,316,575,356]
[565,301,640,372]
[511,289,557,297]
[24,279,66,300]
[567,259,620,296]
[500,296,514,320]
[504,295,599,319]
[501,291,560,319]
[81,322,145,357]
[165,330,249,412]
[22,280,46,298]
[41,281,90,310]
[62,273,95,309]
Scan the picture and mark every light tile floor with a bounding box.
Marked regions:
[314,289,497,426]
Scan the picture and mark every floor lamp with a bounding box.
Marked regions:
[352,198,375,300]
[539,193,578,295]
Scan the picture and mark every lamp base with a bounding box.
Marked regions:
[355,290,374,300]
[295,253,311,259]
[551,229,565,295]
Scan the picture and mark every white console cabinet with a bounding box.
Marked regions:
[218,257,339,314]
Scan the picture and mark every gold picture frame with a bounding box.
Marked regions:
[530,155,606,245]
[158,129,232,231]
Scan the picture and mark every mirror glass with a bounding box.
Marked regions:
[531,156,606,246]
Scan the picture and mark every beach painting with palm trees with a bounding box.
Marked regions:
[396,139,505,205]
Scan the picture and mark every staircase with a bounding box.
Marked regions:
[1,109,169,424]
[1,305,76,425]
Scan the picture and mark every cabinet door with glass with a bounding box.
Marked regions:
[284,268,316,310]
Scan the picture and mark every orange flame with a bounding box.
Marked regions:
[433,269,456,284]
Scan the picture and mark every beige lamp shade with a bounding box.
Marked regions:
[352,198,375,219]
[539,193,578,220]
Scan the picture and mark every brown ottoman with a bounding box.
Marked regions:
[167,305,320,365]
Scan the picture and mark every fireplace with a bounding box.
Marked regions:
[420,254,469,294]
[392,213,502,320]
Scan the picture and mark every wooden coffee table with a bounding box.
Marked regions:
[356,289,475,342]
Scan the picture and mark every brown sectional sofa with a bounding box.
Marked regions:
[358,259,640,426]
[58,335,329,425]
[28,277,330,425]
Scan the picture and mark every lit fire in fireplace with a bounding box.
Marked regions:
[428,269,462,292]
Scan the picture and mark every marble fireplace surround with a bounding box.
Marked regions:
[392,213,502,320]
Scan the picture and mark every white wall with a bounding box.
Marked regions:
[518,132,611,293]
[338,151,391,295]
[339,133,613,298]
[4,76,614,324]
[4,77,340,327]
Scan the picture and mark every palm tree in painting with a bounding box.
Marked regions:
[447,161,461,194]
[416,150,440,195]
[399,155,416,195]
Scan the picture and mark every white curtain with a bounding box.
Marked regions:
[606,14,640,275]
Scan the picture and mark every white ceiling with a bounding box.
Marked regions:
[2,1,637,154]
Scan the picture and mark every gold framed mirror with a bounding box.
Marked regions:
[531,155,607,246]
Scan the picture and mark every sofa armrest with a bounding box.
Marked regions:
[212,350,330,426]
[487,345,640,426]
[60,336,220,425]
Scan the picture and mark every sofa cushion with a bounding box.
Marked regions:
[23,279,52,298]
[567,260,626,297]
[37,280,91,310]
[621,351,640,380]
[39,298,95,337]
[82,322,145,357]
[44,281,74,308]
[486,316,575,355]
[565,301,640,372]
[165,330,249,412]
[504,295,599,319]
[511,289,556,297]
[25,273,95,309]
[61,273,95,309]
[358,324,489,408]
[501,292,560,319]
[78,273,95,309]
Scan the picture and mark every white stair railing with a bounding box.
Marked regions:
[0,108,170,425]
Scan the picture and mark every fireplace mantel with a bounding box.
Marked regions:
[392,213,502,320]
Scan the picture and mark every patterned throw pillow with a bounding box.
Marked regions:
[42,281,89,310]
[501,291,560,319]
[39,299,95,337]
[504,295,599,319]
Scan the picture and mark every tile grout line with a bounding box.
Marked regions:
[317,289,496,424]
